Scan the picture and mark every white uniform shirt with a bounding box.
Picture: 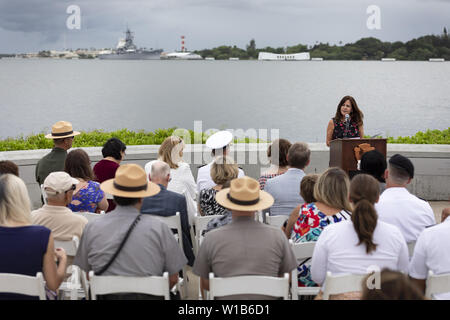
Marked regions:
[196,161,244,193]
[409,217,450,299]
[311,220,409,286]
[375,187,436,243]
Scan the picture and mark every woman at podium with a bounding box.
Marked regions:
[326,95,364,146]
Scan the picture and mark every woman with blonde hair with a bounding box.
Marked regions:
[285,167,352,288]
[145,136,197,202]
[0,174,67,299]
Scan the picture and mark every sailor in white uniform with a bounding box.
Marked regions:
[196,131,245,193]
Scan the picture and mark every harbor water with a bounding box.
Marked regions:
[0,59,449,142]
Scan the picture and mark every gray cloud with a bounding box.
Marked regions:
[0,0,449,53]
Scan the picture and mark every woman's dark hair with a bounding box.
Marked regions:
[361,150,386,183]
[350,174,380,254]
[102,138,126,161]
[65,149,94,181]
[113,196,140,207]
[362,269,425,300]
[334,95,364,126]
[267,139,291,167]
[0,161,19,177]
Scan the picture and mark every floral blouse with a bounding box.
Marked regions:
[290,202,352,287]
[332,118,361,140]
[199,188,228,216]
[68,180,105,213]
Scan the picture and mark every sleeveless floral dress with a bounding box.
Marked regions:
[332,118,361,140]
[291,202,352,287]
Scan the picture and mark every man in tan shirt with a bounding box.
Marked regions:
[32,172,88,265]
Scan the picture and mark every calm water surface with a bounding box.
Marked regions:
[0,59,449,142]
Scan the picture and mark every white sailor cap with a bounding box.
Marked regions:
[205,131,233,149]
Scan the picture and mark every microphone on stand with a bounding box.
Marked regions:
[344,114,350,138]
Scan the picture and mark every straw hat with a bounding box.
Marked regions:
[101,164,160,198]
[206,131,233,149]
[215,176,274,212]
[45,121,81,139]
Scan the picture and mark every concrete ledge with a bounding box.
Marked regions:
[1,143,449,208]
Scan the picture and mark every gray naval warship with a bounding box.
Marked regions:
[98,28,162,60]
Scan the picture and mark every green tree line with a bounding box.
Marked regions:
[194,29,450,60]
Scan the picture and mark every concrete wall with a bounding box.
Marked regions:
[1,143,449,209]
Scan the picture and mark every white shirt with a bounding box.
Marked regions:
[144,161,197,201]
[375,187,436,243]
[196,160,244,193]
[409,217,450,299]
[311,220,409,286]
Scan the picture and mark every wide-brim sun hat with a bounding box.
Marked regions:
[206,130,233,149]
[216,176,274,212]
[101,163,160,198]
[45,121,81,139]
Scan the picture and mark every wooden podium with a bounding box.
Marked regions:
[329,138,387,175]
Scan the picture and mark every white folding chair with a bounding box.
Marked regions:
[88,271,171,300]
[54,236,84,300]
[289,240,320,299]
[265,212,288,228]
[40,184,48,205]
[322,272,367,300]
[208,272,290,300]
[75,211,105,223]
[425,270,450,299]
[407,241,416,258]
[194,215,224,255]
[150,212,187,298]
[0,272,46,300]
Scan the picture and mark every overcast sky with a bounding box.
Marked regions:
[0,0,449,53]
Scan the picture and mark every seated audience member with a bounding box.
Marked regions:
[359,150,387,193]
[145,136,197,202]
[264,142,311,216]
[35,121,80,186]
[409,206,450,299]
[258,139,291,190]
[141,160,195,267]
[200,156,239,233]
[199,156,238,217]
[93,137,126,212]
[0,160,19,176]
[32,172,88,266]
[285,167,352,287]
[193,176,297,299]
[310,174,409,298]
[196,131,244,193]
[0,174,67,299]
[375,154,435,243]
[284,174,319,234]
[65,149,108,213]
[362,269,425,300]
[73,164,187,300]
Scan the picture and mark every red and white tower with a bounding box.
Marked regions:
[181,35,185,52]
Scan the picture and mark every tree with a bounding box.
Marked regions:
[246,39,257,59]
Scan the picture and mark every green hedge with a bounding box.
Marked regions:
[386,128,449,144]
[0,128,263,151]
[0,128,448,152]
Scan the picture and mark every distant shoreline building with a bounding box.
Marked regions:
[258,52,310,61]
